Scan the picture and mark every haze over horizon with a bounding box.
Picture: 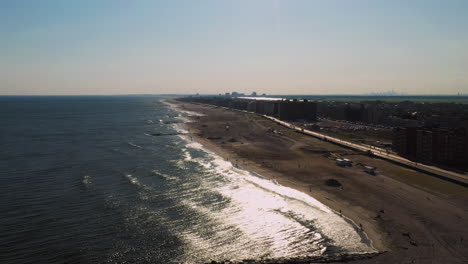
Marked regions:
[1,0,468,96]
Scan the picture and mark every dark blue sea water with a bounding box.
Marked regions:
[0,96,373,263]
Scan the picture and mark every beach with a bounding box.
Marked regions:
[3,96,385,263]
[170,99,468,264]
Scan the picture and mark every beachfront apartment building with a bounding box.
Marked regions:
[393,127,468,167]
[277,99,317,121]
[179,96,317,121]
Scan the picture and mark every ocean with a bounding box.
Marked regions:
[0,96,374,263]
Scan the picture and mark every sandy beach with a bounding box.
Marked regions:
[170,99,468,264]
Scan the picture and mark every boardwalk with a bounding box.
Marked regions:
[263,115,468,186]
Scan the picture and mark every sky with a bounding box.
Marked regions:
[1,0,468,95]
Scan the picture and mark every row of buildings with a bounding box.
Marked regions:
[393,127,468,166]
[317,102,424,127]
[318,101,468,128]
[188,95,468,129]
[179,97,317,121]
[181,95,468,167]
[318,100,468,167]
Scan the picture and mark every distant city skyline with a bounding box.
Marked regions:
[1,0,468,95]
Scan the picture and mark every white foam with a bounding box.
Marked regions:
[164,100,376,258]
[151,169,179,181]
[81,175,92,186]
[163,100,205,118]
[176,134,374,252]
[125,174,154,192]
[126,174,140,185]
[128,142,143,149]
[171,122,187,134]
[181,148,192,161]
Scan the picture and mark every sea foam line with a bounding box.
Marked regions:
[167,101,377,254]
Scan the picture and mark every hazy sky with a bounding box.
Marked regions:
[1,0,468,95]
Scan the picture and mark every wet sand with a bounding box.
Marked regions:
[171,100,468,264]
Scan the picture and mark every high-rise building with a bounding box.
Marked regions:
[393,127,468,166]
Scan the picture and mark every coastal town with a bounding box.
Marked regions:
[173,94,468,264]
[180,94,468,173]
[4,1,468,263]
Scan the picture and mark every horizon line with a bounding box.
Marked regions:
[1,93,468,97]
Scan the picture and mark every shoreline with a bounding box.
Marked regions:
[168,100,384,252]
[182,127,377,249]
[168,99,468,264]
[181,126,378,250]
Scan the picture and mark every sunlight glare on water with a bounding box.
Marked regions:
[0,97,375,264]
[166,102,376,262]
